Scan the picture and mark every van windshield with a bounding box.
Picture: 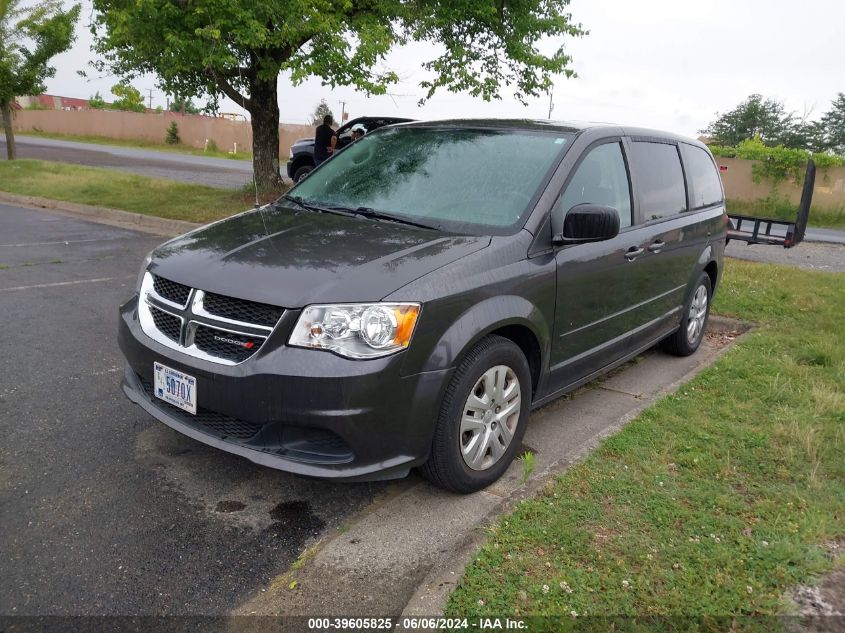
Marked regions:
[288,126,571,235]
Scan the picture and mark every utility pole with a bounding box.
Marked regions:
[146,88,154,110]
[339,100,347,122]
[547,90,554,120]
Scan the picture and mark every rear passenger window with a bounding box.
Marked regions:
[630,141,687,220]
[559,142,632,228]
[682,144,724,208]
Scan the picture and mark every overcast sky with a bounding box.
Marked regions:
[44,0,842,136]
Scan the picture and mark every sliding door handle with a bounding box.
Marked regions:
[624,246,644,261]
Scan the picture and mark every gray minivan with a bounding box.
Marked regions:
[119,119,727,493]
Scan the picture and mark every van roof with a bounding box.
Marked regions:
[398,118,703,147]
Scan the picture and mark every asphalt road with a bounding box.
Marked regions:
[0,203,388,616]
[1,136,255,189]
[726,239,845,272]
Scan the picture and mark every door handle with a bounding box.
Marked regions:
[624,246,644,261]
[648,240,665,253]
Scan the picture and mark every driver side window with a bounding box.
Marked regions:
[558,142,632,228]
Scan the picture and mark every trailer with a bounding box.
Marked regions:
[726,159,815,249]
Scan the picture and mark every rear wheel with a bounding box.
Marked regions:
[661,273,712,356]
[419,335,530,493]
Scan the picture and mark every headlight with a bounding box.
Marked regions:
[135,250,153,292]
[289,303,421,359]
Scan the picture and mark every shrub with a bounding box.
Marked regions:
[205,138,219,152]
[710,136,845,184]
[165,121,180,145]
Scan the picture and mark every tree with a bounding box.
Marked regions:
[702,94,792,147]
[779,119,827,153]
[109,81,146,112]
[170,96,200,115]
[91,0,585,190]
[165,121,180,144]
[89,90,106,109]
[310,99,335,125]
[820,93,845,155]
[0,0,80,159]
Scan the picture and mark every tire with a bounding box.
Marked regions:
[418,335,531,493]
[293,165,313,182]
[661,273,712,357]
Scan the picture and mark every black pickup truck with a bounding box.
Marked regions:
[286,116,414,182]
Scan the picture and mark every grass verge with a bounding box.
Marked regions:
[18,130,251,161]
[727,197,845,229]
[446,260,844,627]
[0,159,281,224]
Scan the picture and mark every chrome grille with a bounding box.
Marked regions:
[194,325,259,363]
[138,272,283,366]
[203,292,284,328]
[152,274,190,307]
[150,306,182,343]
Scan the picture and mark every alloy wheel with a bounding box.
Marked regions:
[459,365,521,471]
[686,284,708,345]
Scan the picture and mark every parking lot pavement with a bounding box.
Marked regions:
[0,203,388,615]
[1,136,255,189]
[726,239,845,272]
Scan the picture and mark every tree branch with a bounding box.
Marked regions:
[208,69,251,110]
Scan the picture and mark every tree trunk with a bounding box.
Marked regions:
[1,101,17,161]
[248,76,282,192]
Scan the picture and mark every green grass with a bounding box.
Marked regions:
[0,159,274,223]
[727,197,845,229]
[19,130,252,161]
[446,260,845,628]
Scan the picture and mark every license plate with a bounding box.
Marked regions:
[153,362,197,415]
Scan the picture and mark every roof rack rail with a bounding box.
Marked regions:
[726,159,815,249]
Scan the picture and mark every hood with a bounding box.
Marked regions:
[292,137,314,146]
[150,205,490,308]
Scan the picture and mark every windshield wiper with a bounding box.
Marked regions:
[326,205,440,231]
[281,195,355,217]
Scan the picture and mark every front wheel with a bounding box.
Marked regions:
[661,273,712,356]
[418,335,530,493]
[293,165,313,182]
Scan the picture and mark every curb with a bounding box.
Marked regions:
[0,192,200,237]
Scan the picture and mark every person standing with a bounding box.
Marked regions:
[314,115,337,166]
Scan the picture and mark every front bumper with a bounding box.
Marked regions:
[118,297,451,481]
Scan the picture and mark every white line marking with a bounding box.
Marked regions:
[0,275,134,292]
[0,237,134,247]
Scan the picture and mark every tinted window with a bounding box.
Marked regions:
[682,144,723,208]
[291,127,571,234]
[558,142,632,228]
[630,141,687,220]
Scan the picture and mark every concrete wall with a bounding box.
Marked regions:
[12,109,314,155]
[716,156,845,210]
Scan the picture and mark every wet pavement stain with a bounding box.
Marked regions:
[215,500,247,513]
[267,500,325,537]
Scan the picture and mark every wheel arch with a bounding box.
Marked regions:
[415,295,550,400]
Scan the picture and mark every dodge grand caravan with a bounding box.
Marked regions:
[119,119,727,493]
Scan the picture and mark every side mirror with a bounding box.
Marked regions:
[553,203,620,244]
